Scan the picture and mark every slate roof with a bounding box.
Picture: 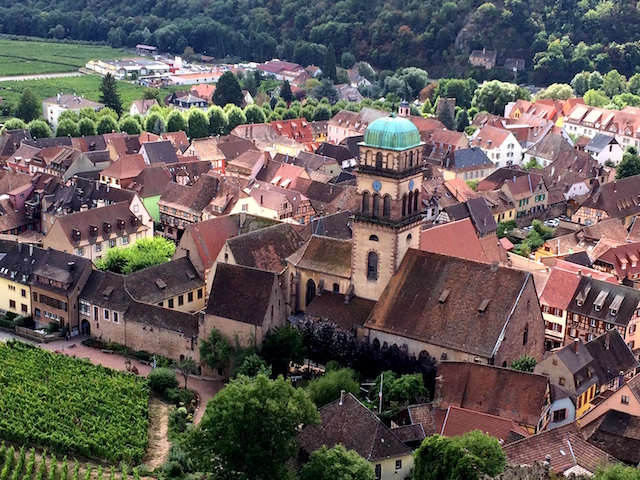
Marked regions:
[315,142,355,163]
[226,223,304,273]
[298,393,412,462]
[466,196,498,235]
[568,276,640,327]
[0,198,30,233]
[303,292,376,331]
[476,166,527,191]
[0,244,48,285]
[436,362,548,428]
[585,330,639,386]
[365,250,535,359]
[503,423,616,474]
[310,211,352,240]
[124,257,203,306]
[523,132,573,161]
[22,247,91,295]
[554,340,598,396]
[141,140,179,164]
[287,235,352,278]
[443,147,493,172]
[0,129,32,159]
[439,406,530,444]
[158,175,219,215]
[585,133,617,153]
[579,176,640,219]
[583,410,640,465]
[79,270,130,312]
[206,263,276,325]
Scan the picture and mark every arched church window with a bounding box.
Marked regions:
[383,195,391,218]
[367,251,378,281]
[373,194,380,218]
[375,152,383,169]
[402,194,407,216]
[362,191,370,213]
[408,191,413,214]
[414,189,419,212]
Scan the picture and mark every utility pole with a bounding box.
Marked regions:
[378,372,384,413]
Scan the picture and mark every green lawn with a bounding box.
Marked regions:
[0,74,182,113]
[0,40,127,76]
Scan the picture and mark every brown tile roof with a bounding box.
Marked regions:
[444,179,478,202]
[0,198,30,233]
[181,216,243,271]
[476,166,527,191]
[158,175,219,215]
[226,150,265,172]
[50,201,145,245]
[270,118,314,143]
[226,223,304,273]
[390,424,426,443]
[436,362,548,428]
[298,393,412,461]
[439,406,530,444]
[470,125,512,150]
[583,410,640,465]
[206,263,276,325]
[503,173,545,200]
[161,131,190,152]
[126,164,172,198]
[0,129,32,160]
[419,219,490,263]
[427,129,468,148]
[215,135,258,162]
[407,403,437,436]
[504,423,616,474]
[365,250,536,359]
[596,242,640,279]
[187,138,225,162]
[0,171,33,195]
[249,184,306,212]
[124,257,203,306]
[101,154,146,181]
[580,176,640,219]
[304,292,376,331]
[288,235,352,278]
[131,99,158,115]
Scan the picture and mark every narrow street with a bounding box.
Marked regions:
[0,331,221,425]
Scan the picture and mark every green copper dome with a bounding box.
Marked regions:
[363,116,422,151]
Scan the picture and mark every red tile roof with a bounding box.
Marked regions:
[270,118,314,143]
[471,125,512,150]
[101,154,146,182]
[440,406,530,444]
[419,219,490,263]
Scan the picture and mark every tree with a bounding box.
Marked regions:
[311,79,339,104]
[510,355,537,372]
[421,99,432,115]
[323,44,337,83]
[571,72,590,96]
[301,445,374,480]
[148,367,179,394]
[414,432,505,480]
[472,80,530,115]
[142,88,162,103]
[199,329,233,379]
[584,89,610,107]
[244,104,266,124]
[77,118,97,136]
[226,106,247,133]
[536,83,573,100]
[207,105,229,135]
[387,373,429,405]
[237,354,271,378]
[15,89,41,122]
[306,368,360,408]
[454,109,469,132]
[628,73,640,96]
[593,464,640,480]
[261,325,306,377]
[79,107,98,121]
[95,115,118,134]
[212,71,244,107]
[437,104,455,130]
[602,69,626,98]
[340,52,356,70]
[187,109,209,138]
[145,113,165,134]
[166,110,187,132]
[182,46,195,61]
[186,374,319,479]
[56,119,79,137]
[98,107,119,120]
[589,71,604,90]
[523,157,543,170]
[280,80,294,104]
[119,117,141,135]
[617,147,640,179]
[177,357,197,390]
[27,119,52,139]
[96,236,175,274]
[0,118,27,133]
[99,73,122,116]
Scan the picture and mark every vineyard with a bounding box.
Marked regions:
[0,445,154,480]
[0,341,149,463]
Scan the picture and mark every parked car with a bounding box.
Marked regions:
[544,218,559,228]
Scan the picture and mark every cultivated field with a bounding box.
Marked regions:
[0,341,149,463]
[0,40,126,76]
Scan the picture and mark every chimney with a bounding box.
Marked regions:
[68,261,75,272]
[605,331,610,350]
[260,195,263,205]
[613,181,617,193]
[577,269,582,278]
[339,389,345,405]
[17,243,22,253]
[573,338,579,354]
[29,245,33,257]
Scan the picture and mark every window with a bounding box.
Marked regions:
[622,395,630,405]
[375,152,383,169]
[552,409,567,422]
[197,288,203,299]
[75,247,84,255]
[631,324,637,334]
[21,304,27,313]
[8,285,15,291]
[133,204,139,213]
[79,300,90,315]
[34,308,40,317]
[629,341,635,349]
[113,312,119,324]
[122,236,129,245]
[168,298,174,308]
[559,377,566,386]
[21,288,26,297]
[103,309,110,321]
[241,203,248,212]
[178,295,184,306]
[158,302,163,307]
[383,195,391,218]
[375,464,381,480]
[372,194,380,218]
[188,291,193,302]
[362,192,370,213]
[369,235,379,242]
[9,300,15,309]
[333,283,340,293]
[367,252,378,281]
[590,319,597,327]
[94,306,99,320]
[108,239,116,248]
[95,242,102,252]
[396,459,402,470]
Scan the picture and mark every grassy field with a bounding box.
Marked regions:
[0,74,182,113]
[0,40,126,76]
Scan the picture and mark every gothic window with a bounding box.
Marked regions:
[367,251,378,280]
[414,189,419,212]
[523,323,529,345]
[373,194,380,218]
[362,191,370,213]
[408,191,413,214]
[383,195,391,218]
[402,194,407,216]
[375,152,383,169]
[409,151,414,167]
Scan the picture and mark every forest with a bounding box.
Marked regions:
[1,0,640,83]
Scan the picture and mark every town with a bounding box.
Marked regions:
[2,43,640,480]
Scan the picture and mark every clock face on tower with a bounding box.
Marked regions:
[372,180,382,192]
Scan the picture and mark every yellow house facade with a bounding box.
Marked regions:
[0,275,31,316]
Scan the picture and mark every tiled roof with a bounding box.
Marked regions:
[0,198,30,233]
[101,154,146,180]
[467,196,498,235]
[79,270,130,312]
[298,393,412,461]
[470,125,512,150]
[436,362,548,428]
[126,164,172,198]
[428,128,468,148]
[124,257,203,306]
[476,166,527,191]
[365,250,535,359]
[524,132,574,161]
[585,330,639,386]
[579,176,640,219]
[407,404,437,436]
[310,211,352,240]
[226,223,304,273]
[206,263,276,326]
[439,406,530,444]
[270,118,314,143]
[444,147,492,172]
[141,140,179,164]
[287,235,352,278]
[304,292,376,331]
[131,99,158,115]
[583,409,640,465]
[158,175,219,215]
[390,424,426,443]
[568,276,640,326]
[596,242,640,279]
[0,244,48,285]
[503,423,616,474]
[585,133,617,153]
[419,219,490,263]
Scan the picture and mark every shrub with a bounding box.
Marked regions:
[163,461,183,478]
[148,367,179,393]
[164,387,195,406]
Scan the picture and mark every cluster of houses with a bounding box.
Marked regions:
[7,92,640,476]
